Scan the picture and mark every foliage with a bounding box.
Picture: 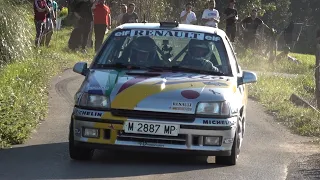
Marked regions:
[237,50,316,74]
[0,0,34,66]
[0,28,94,148]
[238,50,319,137]
[248,73,319,136]
[104,0,319,54]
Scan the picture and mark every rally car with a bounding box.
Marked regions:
[69,21,257,165]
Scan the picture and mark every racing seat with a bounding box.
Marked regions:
[118,37,163,66]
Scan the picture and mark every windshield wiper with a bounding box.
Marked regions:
[94,63,145,70]
[93,64,224,75]
[170,66,225,76]
[94,63,167,72]
[146,66,225,75]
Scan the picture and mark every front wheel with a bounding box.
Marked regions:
[69,120,94,161]
[215,124,241,166]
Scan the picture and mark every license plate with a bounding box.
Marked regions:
[124,121,180,136]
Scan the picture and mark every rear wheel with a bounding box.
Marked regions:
[215,123,241,166]
[69,120,94,161]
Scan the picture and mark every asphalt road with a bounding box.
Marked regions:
[0,69,319,180]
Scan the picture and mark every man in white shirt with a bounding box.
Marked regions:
[202,0,220,28]
[180,3,197,25]
[116,4,127,26]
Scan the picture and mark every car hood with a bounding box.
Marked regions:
[81,69,237,113]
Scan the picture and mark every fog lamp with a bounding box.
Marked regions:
[83,128,99,138]
[204,136,221,146]
[223,138,234,144]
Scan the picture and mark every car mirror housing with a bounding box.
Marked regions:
[73,62,88,76]
[238,71,257,85]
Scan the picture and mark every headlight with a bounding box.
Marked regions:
[77,93,110,108]
[196,101,230,116]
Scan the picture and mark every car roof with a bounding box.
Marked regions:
[116,23,227,37]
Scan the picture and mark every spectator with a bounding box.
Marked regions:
[224,0,238,42]
[201,0,220,28]
[117,4,127,26]
[33,0,49,47]
[52,0,58,24]
[180,2,197,25]
[92,0,111,52]
[241,8,271,48]
[41,0,57,47]
[122,3,139,24]
[72,0,95,53]
[283,21,294,49]
[56,5,63,30]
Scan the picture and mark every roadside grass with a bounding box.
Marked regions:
[0,28,96,148]
[238,49,315,74]
[248,73,319,136]
[238,49,320,137]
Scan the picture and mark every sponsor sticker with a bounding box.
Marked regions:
[203,81,228,86]
[114,29,221,41]
[170,101,193,111]
[202,119,233,125]
[75,109,103,118]
[88,86,109,90]
[139,141,165,147]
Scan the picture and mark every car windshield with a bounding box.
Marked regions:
[93,29,231,75]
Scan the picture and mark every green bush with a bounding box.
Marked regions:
[0,0,34,66]
[237,47,319,137]
[0,27,94,148]
[248,73,320,136]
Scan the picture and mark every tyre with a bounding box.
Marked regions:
[241,117,246,138]
[69,120,94,161]
[215,123,241,166]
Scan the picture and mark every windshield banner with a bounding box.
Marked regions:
[114,29,221,41]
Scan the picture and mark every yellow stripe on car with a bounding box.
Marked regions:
[111,80,232,109]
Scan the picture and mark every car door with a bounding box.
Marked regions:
[223,36,246,113]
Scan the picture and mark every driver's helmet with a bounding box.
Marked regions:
[129,36,157,65]
[187,39,213,63]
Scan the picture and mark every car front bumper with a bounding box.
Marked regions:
[71,108,238,156]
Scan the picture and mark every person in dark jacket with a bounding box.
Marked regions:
[241,8,272,49]
[69,0,94,53]
[224,0,238,42]
[283,21,294,48]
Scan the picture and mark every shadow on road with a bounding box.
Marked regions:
[0,142,224,180]
[286,153,320,180]
[296,153,320,180]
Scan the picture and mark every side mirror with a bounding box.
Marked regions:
[238,71,257,85]
[73,62,88,76]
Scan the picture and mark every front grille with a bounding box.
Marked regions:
[117,131,187,145]
[111,109,195,122]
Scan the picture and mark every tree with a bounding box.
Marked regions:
[316,29,320,109]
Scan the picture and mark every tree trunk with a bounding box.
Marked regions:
[316,29,320,109]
